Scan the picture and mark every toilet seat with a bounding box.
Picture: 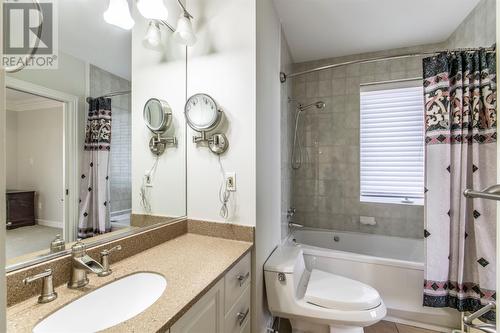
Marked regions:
[304,269,381,311]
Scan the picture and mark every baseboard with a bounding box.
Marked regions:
[111,209,132,218]
[37,219,63,229]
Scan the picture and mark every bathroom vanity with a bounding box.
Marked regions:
[170,252,251,333]
[6,219,253,332]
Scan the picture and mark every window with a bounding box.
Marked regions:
[360,80,424,205]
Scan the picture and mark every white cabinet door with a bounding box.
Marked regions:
[170,279,224,333]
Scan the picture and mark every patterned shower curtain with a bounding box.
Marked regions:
[78,97,112,238]
[423,50,497,320]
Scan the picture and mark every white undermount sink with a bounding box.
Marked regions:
[33,272,167,333]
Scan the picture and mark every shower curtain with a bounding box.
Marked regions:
[78,97,112,238]
[423,50,497,319]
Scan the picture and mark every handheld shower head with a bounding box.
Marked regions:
[298,101,326,112]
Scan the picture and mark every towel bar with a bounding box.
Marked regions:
[463,184,500,201]
[463,302,496,333]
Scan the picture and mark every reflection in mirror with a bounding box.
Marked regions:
[4,0,187,271]
[144,98,171,132]
[143,98,177,156]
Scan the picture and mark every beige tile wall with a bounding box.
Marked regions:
[446,0,496,49]
[290,45,437,238]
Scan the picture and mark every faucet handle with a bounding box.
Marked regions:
[23,269,58,304]
[100,245,122,256]
[98,245,122,277]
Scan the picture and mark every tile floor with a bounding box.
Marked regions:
[6,225,62,260]
[277,320,439,333]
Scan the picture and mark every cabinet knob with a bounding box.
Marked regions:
[237,308,249,326]
[236,272,250,286]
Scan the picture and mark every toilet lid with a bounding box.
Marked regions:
[304,269,381,311]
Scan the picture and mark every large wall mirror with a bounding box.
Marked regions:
[4,0,187,271]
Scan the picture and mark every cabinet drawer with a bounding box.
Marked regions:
[224,286,250,333]
[224,252,251,312]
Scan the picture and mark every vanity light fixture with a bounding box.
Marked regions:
[137,0,169,20]
[104,0,197,48]
[103,0,135,30]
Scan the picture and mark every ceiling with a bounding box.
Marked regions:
[273,0,481,63]
[6,88,62,112]
[59,0,132,79]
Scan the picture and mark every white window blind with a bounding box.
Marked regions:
[360,80,424,205]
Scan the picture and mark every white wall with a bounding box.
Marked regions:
[131,2,187,217]
[280,31,294,242]
[6,107,64,225]
[255,0,282,331]
[5,111,17,190]
[186,0,257,226]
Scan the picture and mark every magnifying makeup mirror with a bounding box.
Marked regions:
[185,93,228,154]
[144,98,172,133]
[143,98,177,155]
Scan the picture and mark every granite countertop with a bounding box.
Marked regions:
[7,233,253,333]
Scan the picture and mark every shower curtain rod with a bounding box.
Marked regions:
[86,90,131,103]
[279,45,496,83]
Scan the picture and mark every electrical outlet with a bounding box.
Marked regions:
[144,173,153,187]
[226,172,236,192]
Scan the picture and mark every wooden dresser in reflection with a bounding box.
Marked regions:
[6,190,36,230]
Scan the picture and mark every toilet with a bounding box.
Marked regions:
[264,246,386,333]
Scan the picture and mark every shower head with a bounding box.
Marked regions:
[298,101,326,112]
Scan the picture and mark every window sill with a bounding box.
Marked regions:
[360,196,424,206]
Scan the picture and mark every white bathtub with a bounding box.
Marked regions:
[289,228,460,331]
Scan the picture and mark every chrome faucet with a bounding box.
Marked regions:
[287,207,296,221]
[68,240,104,289]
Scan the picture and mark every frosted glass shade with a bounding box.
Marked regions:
[143,21,162,48]
[103,0,134,30]
[173,14,196,46]
[137,0,169,20]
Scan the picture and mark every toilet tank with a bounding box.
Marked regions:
[264,246,306,315]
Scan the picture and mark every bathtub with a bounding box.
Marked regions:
[289,228,460,331]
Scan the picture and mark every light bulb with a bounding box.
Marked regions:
[173,14,197,46]
[103,0,135,30]
[137,0,169,20]
[143,21,162,48]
